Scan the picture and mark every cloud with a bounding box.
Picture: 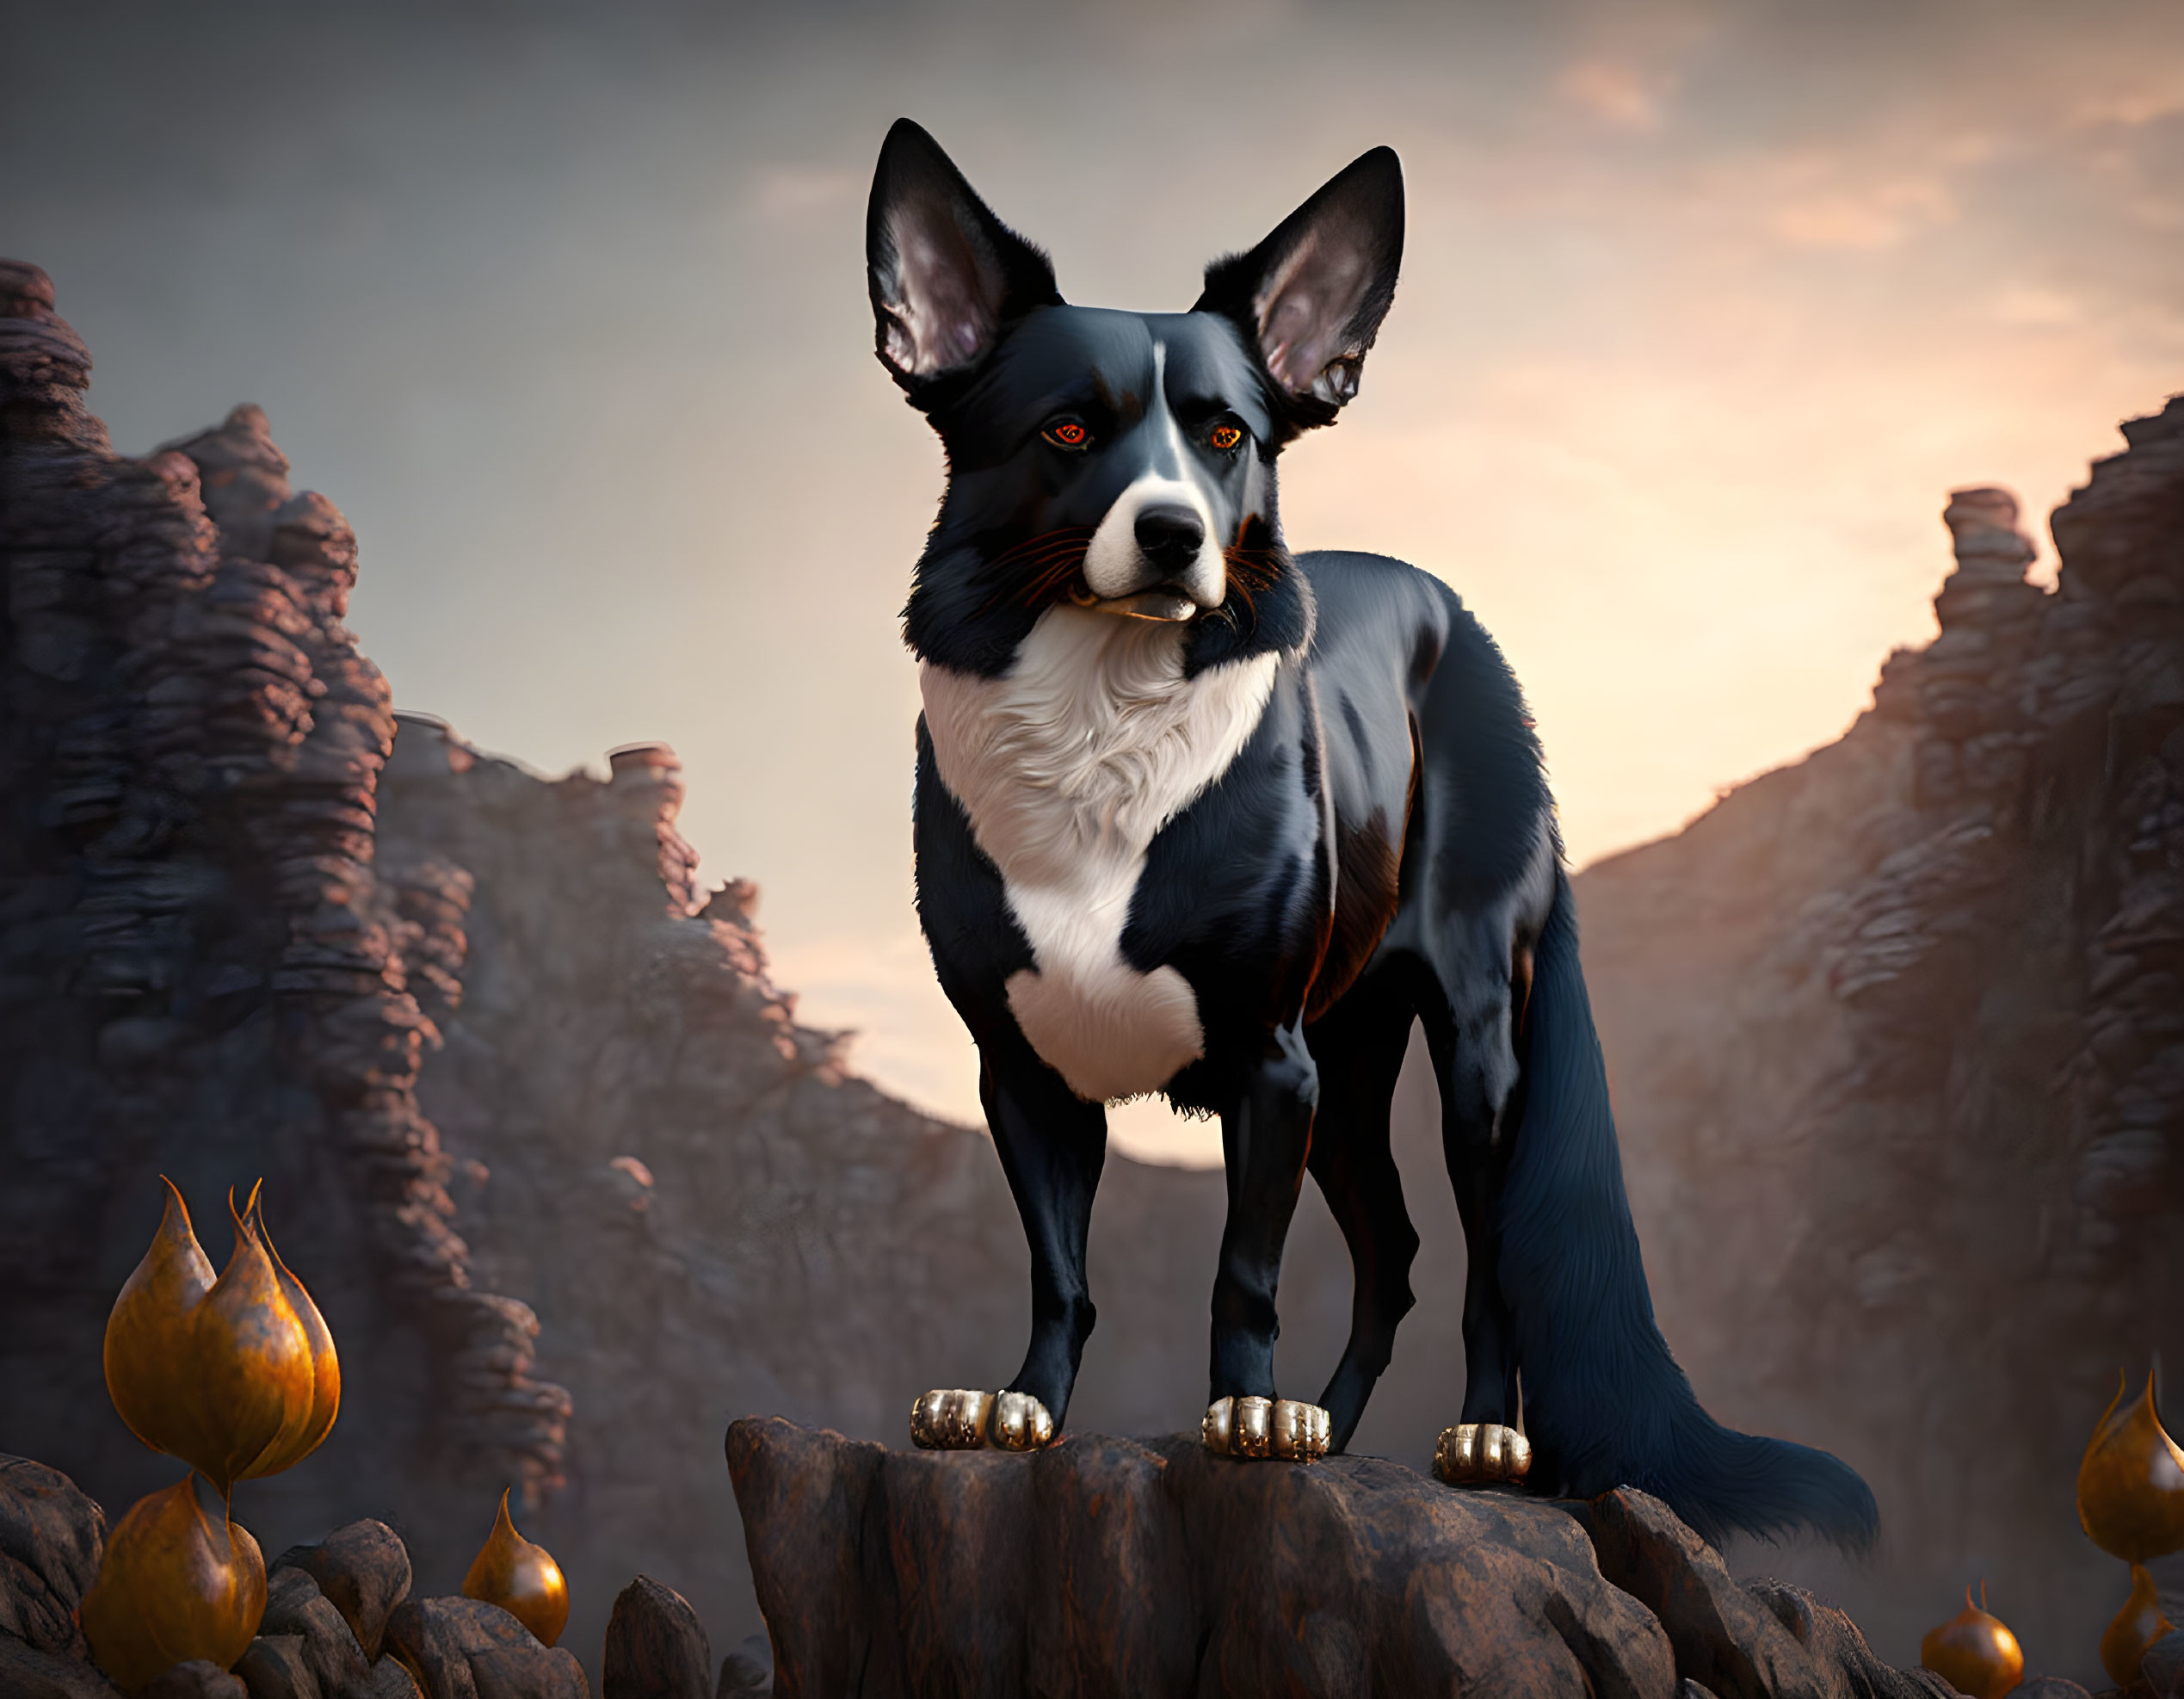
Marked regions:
[1769,174,1957,250]
[1989,283,2083,330]
[750,164,864,221]
[1556,59,1671,132]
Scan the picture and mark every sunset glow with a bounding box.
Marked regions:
[9,1,2180,1163]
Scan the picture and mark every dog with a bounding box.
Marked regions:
[867,117,1876,1548]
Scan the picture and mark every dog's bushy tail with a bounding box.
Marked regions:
[1499,872,1879,1553]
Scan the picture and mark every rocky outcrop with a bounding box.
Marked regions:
[1576,402,2184,1683]
[0,258,1381,1675]
[0,256,566,1560]
[725,1418,1950,1699]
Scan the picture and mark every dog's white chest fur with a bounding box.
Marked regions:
[922,606,1279,1103]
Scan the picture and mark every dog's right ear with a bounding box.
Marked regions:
[867,119,1061,394]
[1194,147,1404,433]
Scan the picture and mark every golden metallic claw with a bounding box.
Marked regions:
[1273,1398,1331,1461]
[910,1389,994,1450]
[988,1391,1054,1452]
[1434,1422,1532,1485]
[1201,1397,1329,1461]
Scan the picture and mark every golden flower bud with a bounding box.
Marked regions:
[236,1191,340,1479]
[102,1182,326,1494]
[462,1489,570,1647]
[104,1177,219,1470]
[81,1477,266,1690]
[2078,1367,2184,1564]
[1918,1582,2022,1699]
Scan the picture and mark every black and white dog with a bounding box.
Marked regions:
[871,118,1874,1548]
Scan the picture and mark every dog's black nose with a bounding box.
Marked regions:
[1134,504,1206,571]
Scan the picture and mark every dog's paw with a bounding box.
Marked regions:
[1433,1422,1532,1485]
[908,1388,1056,1451]
[988,1391,1054,1451]
[910,1388,994,1449]
[1201,1396,1330,1461]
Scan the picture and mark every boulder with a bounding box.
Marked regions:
[2142,1627,2184,1696]
[251,1564,375,1697]
[1576,1490,1955,1699]
[381,1597,588,1699]
[0,1455,107,1659]
[142,1662,249,1699]
[0,1635,125,1699]
[274,1523,412,1664]
[236,1635,320,1699]
[602,1578,710,1699]
[1743,1579,1960,1699]
[714,1636,771,1699]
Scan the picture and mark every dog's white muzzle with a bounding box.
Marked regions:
[1081,473,1225,618]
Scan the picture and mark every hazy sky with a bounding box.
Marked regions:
[7,0,2181,1162]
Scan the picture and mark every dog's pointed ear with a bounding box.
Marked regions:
[1194,147,1404,429]
[867,119,1062,392]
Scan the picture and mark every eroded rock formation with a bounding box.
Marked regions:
[725,1417,1953,1699]
[1577,403,2184,1682]
[0,258,1373,1672]
[0,256,566,1538]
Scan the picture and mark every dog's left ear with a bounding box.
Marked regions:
[867,118,1063,393]
[1194,147,1404,429]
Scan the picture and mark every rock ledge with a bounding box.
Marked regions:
[725,1417,1953,1699]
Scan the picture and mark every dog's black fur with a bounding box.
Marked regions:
[870,118,1876,1549]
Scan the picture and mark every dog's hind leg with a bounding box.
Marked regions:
[1303,965,1421,1454]
[912,1035,1104,1452]
[1418,927,1533,1486]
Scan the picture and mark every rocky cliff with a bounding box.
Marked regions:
[1576,406,2184,1682]
[0,258,1411,1675]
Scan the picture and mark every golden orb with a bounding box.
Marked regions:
[1918,1581,2023,1699]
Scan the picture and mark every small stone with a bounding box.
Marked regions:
[715,1637,772,1699]
[1576,1489,1829,1699]
[603,1576,710,1699]
[2143,1628,2184,1696]
[234,1634,319,1699]
[141,1661,248,1699]
[0,1454,108,1658]
[382,1597,587,1699]
[256,1568,370,1698]
[275,1522,411,1663]
[0,1633,126,1697]
[1743,1579,1958,1699]
[361,1660,422,1699]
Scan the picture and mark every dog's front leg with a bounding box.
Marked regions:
[911,1034,1104,1452]
[1200,1021,1330,1461]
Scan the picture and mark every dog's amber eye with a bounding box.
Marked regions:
[1043,417,1090,450]
[1207,423,1244,452]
